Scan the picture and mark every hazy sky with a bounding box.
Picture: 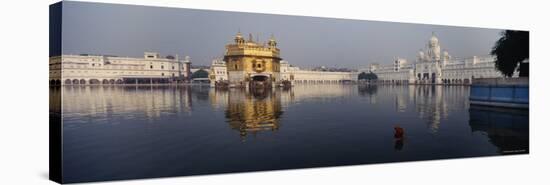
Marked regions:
[62,1,504,68]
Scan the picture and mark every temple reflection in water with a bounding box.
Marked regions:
[223,89,283,139]
[209,84,358,139]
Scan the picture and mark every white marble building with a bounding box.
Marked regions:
[368,58,416,84]
[280,61,357,84]
[366,34,506,85]
[49,52,191,85]
[209,58,228,86]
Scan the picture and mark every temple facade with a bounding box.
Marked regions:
[366,33,506,85]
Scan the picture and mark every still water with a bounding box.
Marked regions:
[56,85,528,182]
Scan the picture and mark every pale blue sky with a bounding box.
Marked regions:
[61,1,504,68]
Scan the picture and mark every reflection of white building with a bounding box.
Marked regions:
[359,85,468,133]
[366,33,506,85]
[61,86,194,119]
[49,52,191,85]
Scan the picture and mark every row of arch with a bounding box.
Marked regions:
[64,79,123,85]
[50,78,178,85]
[377,80,409,84]
[293,79,353,83]
[49,79,124,85]
[442,79,470,84]
[50,79,61,85]
[371,79,471,85]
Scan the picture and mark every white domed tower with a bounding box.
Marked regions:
[429,34,439,47]
[416,32,443,84]
[428,32,441,61]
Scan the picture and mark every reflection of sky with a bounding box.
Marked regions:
[61,1,503,68]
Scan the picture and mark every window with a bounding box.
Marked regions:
[161,65,164,69]
[92,63,95,67]
[162,73,164,76]
[150,65,153,69]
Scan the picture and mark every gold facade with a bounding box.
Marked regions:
[224,32,282,87]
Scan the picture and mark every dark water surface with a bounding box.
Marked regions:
[57,85,529,183]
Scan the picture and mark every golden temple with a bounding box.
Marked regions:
[223,32,283,88]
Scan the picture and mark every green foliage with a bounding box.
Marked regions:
[358,72,378,80]
[191,69,209,79]
[491,30,529,77]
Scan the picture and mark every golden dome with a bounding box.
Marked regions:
[234,31,244,44]
[268,34,277,47]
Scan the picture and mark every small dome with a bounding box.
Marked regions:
[234,31,245,44]
[418,51,425,58]
[268,34,277,47]
[235,31,243,39]
[430,35,438,42]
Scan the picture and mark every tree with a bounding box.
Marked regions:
[358,72,378,80]
[358,72,368,80]
[191,69,209,79]
[490,30,529,77]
